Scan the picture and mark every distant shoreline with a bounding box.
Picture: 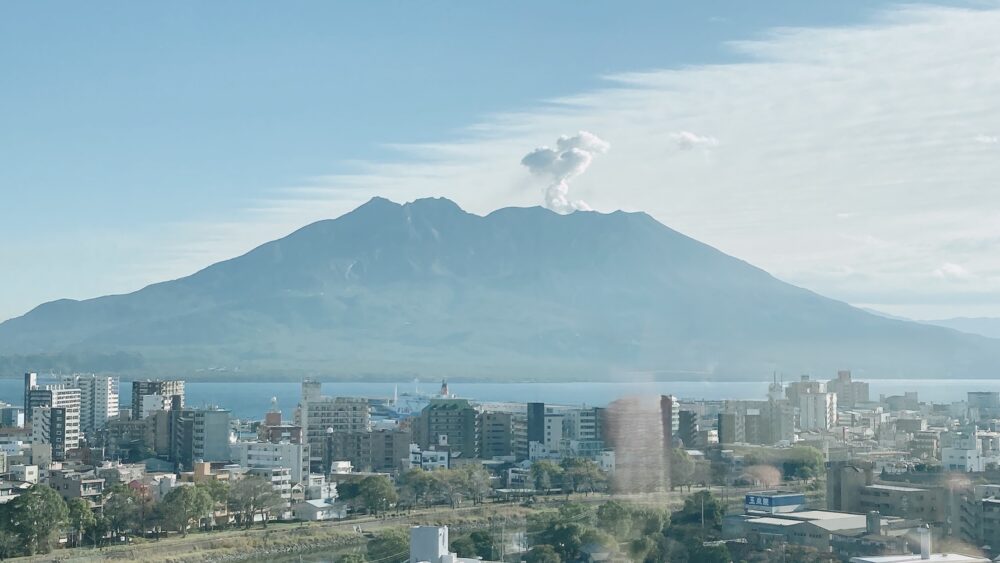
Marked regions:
[0,373,990,383]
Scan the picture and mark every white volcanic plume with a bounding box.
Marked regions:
[521,131,609,213]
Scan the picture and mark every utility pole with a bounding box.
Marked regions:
[701,493,705,529]
[500,516,506,560]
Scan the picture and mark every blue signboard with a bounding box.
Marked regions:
[745,494,773,507]
[744,492,805,513]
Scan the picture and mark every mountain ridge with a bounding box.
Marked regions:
[2,196,998,380]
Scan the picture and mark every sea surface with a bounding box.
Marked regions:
[3,378,1000,420]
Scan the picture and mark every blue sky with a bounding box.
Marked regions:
[2,1,996,322]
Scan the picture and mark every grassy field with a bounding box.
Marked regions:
[10,486,803,562]
[9,501,546,563]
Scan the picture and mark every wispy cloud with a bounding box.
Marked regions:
[126,4,1000,320]
[671,131,719,151]
[933,262,972,281]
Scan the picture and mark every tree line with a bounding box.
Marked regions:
[0,476,284,558]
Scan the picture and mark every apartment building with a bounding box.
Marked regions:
[828,370,870,409]
[479,412,514,459]
[58,374,119,437]
[800,391,838,431]
[170,407,231,470]
[299,396,371,472]
[857,483,946,523]
[132,380,185,420]
[231,441,309,484]
[414,399,479,460]
[718,399,794,445]
[370,428,411,472]
[29,387,81,461]
[785,375,827,405]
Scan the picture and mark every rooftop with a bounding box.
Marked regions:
[865,484,927,493]
[745,517,801,527]
[784,510,867,521]
[746,489,803,498]
[849,554,989,562]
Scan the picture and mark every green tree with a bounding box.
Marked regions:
[67,498,96,547]
[669,449,696,491]
[7,484,69,555]
[673,490,724,530]
[458,465,493,505]
[628,535,664,563]
[451,535,478,558]
[228,477,285,528]
[468,530,498,560]
[367,529,408,562]
[531,460,563,493]
[0,501,21,558]
[783,446,825,479]
[160,485,213,536]
[558,503,595,527]
[433,469,464,508]
[357,475,398,516]
[524,544,562,563]
[687,543,731,563]
[197,480,230,529]
[139,489,159,539]
[337,481,362,502]
[579,528,617,554]
[560,458,605,495]
[536,521,585,561]
[0,530,18,560]
[88,513,110,548]
[397,468,439,507]
[597,501,632,539]
[633,507,668,537]
[741,445,825,481]
[103,485,141,540]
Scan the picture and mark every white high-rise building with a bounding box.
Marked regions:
[230,441,309,484]
[799,391,838,431]
[61,374,119,436]
[30,387,81,460]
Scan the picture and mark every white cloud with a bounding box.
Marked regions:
[672,131,719,150]
[106,3,1000,320]
[933,262,972,280]
[976,134,999,144]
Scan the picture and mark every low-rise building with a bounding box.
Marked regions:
[303,473,337,502]
[406,444,449,471]
[96,462,146,485]
[858,483,946,524]
[726,507,912,558]
[849,527,988,562]
[291,498,346,521]
[49,468,105,508]
[9,464,39,484]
